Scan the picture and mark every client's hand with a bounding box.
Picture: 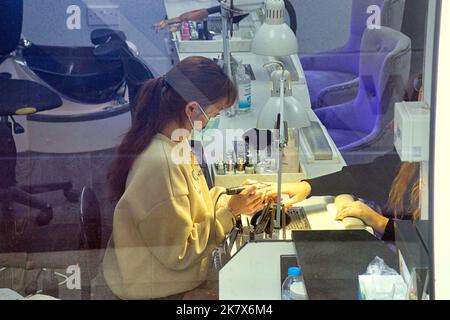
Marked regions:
[335,201,389,234]
[228,185,266,216]
[178,9,209,22]
[265,181,312,208]
[240,179,272,190]
[153,9,209,30]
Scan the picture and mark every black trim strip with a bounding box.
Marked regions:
[26,104,130,123]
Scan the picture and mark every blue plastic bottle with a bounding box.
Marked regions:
[281,267,308,300]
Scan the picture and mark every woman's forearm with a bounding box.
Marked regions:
[371,215,390,235]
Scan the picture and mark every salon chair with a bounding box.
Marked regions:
[301,0,406,109]
[314,27,411,165]
[0,80,79,227]
[6,1,125,106]
[91,28,155,118]
[7,6,125,106]
[0,0,79,232]
[19,43,126,105]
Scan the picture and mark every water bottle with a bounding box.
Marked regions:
[235,58,252,113]
[281,267,308,300]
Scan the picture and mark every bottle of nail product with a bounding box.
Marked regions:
[226,159,235,175]
[236,158,245,174]
[189,21,199,40]
[245,163,255,174]
[181,22,191,41]
[216,161,225,175]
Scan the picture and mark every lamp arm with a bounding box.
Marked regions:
[275,68,286,231]
[221,6,232,79]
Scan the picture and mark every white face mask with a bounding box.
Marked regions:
[188,104,210,139]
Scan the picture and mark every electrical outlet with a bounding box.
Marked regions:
[87,5,119,26]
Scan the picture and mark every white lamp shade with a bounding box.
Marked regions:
[256,96,311,129]
[251,23,298,56]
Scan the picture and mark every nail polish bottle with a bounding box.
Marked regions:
[181,21,191,41]
[236,158,245,174]
[216,161,225,175]
[245,163,255,174]
[226,159,235,175]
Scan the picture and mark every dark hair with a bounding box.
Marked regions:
[107,56,237,202]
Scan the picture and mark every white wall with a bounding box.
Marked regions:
[291,0,352,54]
[22,0,172,76]
[22,0,353,75]
[432,0,450,300]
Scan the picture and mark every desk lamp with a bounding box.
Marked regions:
[251,0,311,230]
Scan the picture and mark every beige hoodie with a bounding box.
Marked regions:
[102,134,234,299]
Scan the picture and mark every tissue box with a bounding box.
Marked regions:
[358,275,407,300]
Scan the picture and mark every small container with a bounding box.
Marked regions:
[255,162,265,174]
[226,159,235,175]
[245,164,255,174]
[236,158,245,174]
[181,22,191,41]
[197,22,204,40]
[189,21,199,40]
[216,161,225,175]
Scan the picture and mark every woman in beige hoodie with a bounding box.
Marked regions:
[103,56,265,299]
